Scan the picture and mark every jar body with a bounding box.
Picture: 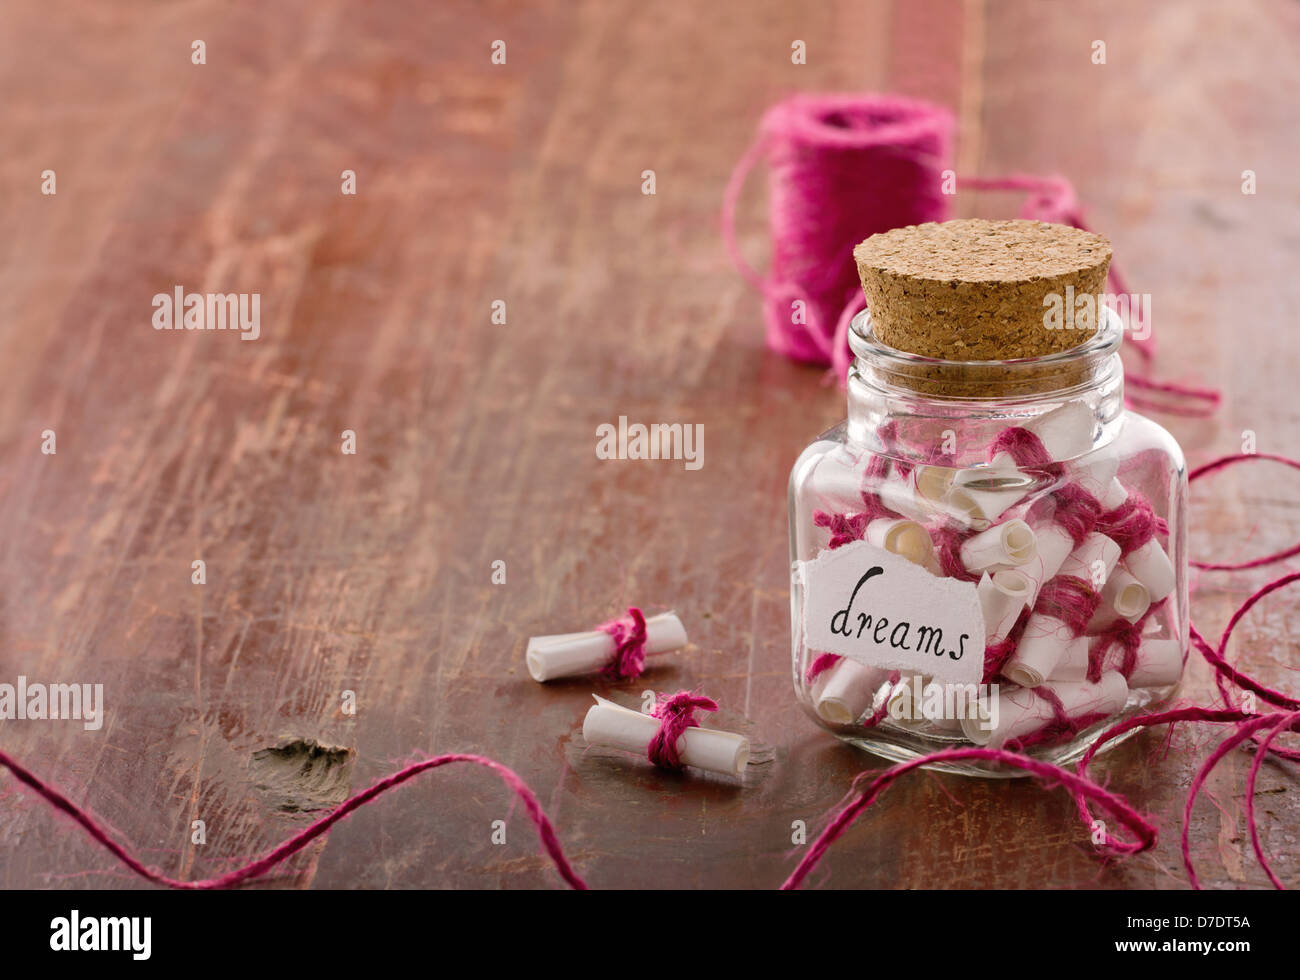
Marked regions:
[788,320,1188,776]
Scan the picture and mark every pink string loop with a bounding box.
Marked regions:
[933,523,981,583]
[598,607,649,681]
[1034,575,1102,634]
[1095,494,1160,555]
[646,692,719,770]
[812,510,868,549]
[1086,617,1145,683]
[1188,453,1300,570]
[805,652,841,683]
[1045,483,1103,547]
[781,746,1156,890]
[988,426,1058,473]
[0,749,587,890]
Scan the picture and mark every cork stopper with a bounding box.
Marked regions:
[853,219,1113,396]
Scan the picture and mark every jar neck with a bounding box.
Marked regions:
[845,308,1126,467]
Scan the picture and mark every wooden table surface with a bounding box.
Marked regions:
[2,0,1298,890]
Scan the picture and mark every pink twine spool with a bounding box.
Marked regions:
[723,93,953,372]
[646,692,719,770]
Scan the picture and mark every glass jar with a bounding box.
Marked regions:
[788,306,1188,776]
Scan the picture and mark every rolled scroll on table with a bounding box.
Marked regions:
[582,695,750,776]
[526,612,687,682]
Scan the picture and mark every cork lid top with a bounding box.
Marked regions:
[852,219,1115,396]
[853,219,1110,286]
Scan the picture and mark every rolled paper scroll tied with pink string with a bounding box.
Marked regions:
[525,607,687,682]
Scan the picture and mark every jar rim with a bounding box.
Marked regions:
[848,304,1125,372]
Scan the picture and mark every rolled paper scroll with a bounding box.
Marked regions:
[1045,635,1092,682]
[960,518,1036,573]
[1065,450,1120,499]
[1120,637,1184,688]
[811,656,890,726]
[867,517,937,571]
[977,569,1033,643]
[946,457,1031,525]
[1057,532,1121,587]
[582,695,749,776]
[1100,476,1128,511]
[1004,535,1117,687]
[1002,611,1073,688]
[1014,517,1075,601]
[876,471,949,525]
[1124,539,1176,602]
[1101,567,1151,624]
[960,672,1129,748]
[1022,399,1098,462]
[526,612,687,682]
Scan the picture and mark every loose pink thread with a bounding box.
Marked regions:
[0,749,587,890]
[646,692,719,770]
[598,606,649,680]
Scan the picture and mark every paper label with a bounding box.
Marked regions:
[798,540,985,686]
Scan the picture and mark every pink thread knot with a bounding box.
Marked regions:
[646,692,719,770]
[1095,493,1160,555]
[813,510,869,549]
[988,427,1062,475]
[1034,576,1102,635]
[1047,483,1102,546]
[932,522,982,583]
[1087,619,1145,682]
[1005,686,1109,751]
[805,652,841,682]
[598,607,649,681]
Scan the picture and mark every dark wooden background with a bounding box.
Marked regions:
[2,0,1298,889]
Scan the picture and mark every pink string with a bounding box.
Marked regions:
[0,749,588,890]
[780,745,1157,890]
[646,692,719,770]
[805,652,841,683]
[1188,453,1300,570]
[597,606,649,680]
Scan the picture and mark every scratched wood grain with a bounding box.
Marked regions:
[1,0,1297,890]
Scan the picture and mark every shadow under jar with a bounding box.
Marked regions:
[788,307,1188,776]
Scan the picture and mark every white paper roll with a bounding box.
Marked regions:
[960,519,1037,573]
[1058,532,1121,588]
[1123,637,1184,688]
[526,612,687,682]
[1018,519,1076,603]
[946,456,1032,525]
[582,695,749,776]
[1002,612,1074,688]
[1065,450,1120,499]
[961,672,1129,748]
[977,569,1033,643]
[1100,477,1128,511]
[811,656,890,726]
[866,517,937,570]
[1102,567,1151,623]
[1045,635,1092,682]
[1023,400,1098,462]
[1125,539,1176,603]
